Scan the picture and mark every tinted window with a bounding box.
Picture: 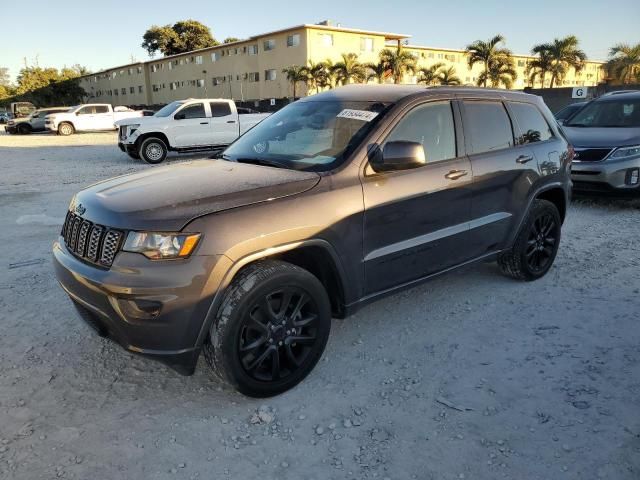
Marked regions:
[463,101,514,154]
[384,102,456,163]
[509,102,553,144]
[94,105,109,114]
[177,103,205,119]
[566,99,640,127]
[210,102,232,117]
[77,106,94,115]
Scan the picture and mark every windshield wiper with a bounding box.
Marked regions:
[222,155,289,169]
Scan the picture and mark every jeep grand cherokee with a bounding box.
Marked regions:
[53,85,572,397]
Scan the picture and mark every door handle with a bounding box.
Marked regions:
[516,155,534,164]
[445,169,468,180]
[200,122,208,125]
[227,120,236,124]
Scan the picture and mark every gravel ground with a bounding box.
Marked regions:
[1,130,639,480]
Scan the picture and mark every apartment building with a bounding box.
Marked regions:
[79,22,606,107]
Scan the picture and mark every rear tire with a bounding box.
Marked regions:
[203,260,331,397]
[139,137,168,164]
[58,122,74,136]
[498,199,561,281]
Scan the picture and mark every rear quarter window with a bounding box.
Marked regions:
[508,102,553,144]
[462,101,514,155]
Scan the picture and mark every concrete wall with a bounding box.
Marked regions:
[523,84,640,113]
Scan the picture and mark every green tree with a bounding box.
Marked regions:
[223,37,240,44]
[606,43,640,84]
[0,67,10,86]
[379,46,417,84]
[331,53,367,85]
[282,65,307,99]
[478,57,517,89]
[465,35,513,87]
[301,60,327,94]
[533,36,586,88]
[142,20,218,56]
[10,65,87,106]
[436,66,462,86]
[365,61,388,84]
[417,62,445,85]
[527,47,553,88]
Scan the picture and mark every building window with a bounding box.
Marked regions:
[287,34,300,47]
[211,52,220,62]
[128,68,133,75]
[360,37,374,52]
[195,55,203,64]
[444,54,456,62]
[213,77,225,86]
[129,87,135,94]
[248,72,260,82]
[120,88,125,95]
[170,82,177,90]
[168,61,173,70]
[137,66,143,74]
[151,64,157,73]
[114,89,119,96]
[265,69,277,81]
[437,53,444,59]
[263,39,276,51]
[319,33,333,47]
[517,60,526,67]
[248,44,258,55]
[138,85,143,93]
[428,52,435,58]
[196,79,205,88]
[152,84,159,92]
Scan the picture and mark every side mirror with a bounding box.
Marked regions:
[370,141,426,172]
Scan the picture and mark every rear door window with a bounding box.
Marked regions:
[384,101,457,163]
[94,105,109,114]
[508,102,553,144]
[210,102,232,117]
[462,101,514,154]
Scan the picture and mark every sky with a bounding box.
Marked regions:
[2,0,638,81]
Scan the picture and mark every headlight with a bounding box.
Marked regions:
[127,124,141,136]
[609,145,640,160]
[122,232,201,259]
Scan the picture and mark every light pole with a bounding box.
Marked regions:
[203,70,208,97]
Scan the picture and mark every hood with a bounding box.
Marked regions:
[562,126,640,148]
[71,160,320,231]
[115,115,160,127]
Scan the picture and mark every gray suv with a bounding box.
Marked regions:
[53,86,572,397]
[562,91,640,193]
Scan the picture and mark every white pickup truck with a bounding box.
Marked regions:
[115,98,270,163]
[45,104,143,136]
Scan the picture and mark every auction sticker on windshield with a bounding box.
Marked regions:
[337,109,379,122]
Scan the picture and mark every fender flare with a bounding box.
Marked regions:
[193,238,348,349]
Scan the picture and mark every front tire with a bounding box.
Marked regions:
[17,124,32,135]
[204,260,332,397]
[498,199,561,281]
[57,122,74,136]
[139,137,167,164]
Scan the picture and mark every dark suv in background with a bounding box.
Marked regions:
[562,91,640,193]
[53,85,572,397]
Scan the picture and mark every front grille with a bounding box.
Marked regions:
[573,148,612,162]
[61,212,124,267]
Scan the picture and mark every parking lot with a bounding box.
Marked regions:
[0,129,639,480]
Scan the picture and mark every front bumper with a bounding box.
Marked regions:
[53,237,230,374]
[571,155,640,193]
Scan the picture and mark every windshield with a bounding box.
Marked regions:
[222,100,391,171]
[155,101,185,118]
[566,98,640,127]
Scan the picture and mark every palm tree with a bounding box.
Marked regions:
[535,36,586,88]
[331,53,367,85]
[417,62,445,85]
[302,60,329,94]
[527,47,553,88]
[436,66,462,86]
[607,43,640,84]
[365,61,388,84]
[379,46,417,84]
[477,57,517,89]
[281,65,307,99]
[465,35,513,87]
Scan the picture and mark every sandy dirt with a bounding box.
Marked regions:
[0,129,639,480]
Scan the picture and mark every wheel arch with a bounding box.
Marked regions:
[136,132,171,150]
[535,186,567,223]
[194,239,349,350]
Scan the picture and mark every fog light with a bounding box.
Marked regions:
[629,168,639,185]
[111,297,162,320]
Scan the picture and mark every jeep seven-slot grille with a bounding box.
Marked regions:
[61,212,123,267]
